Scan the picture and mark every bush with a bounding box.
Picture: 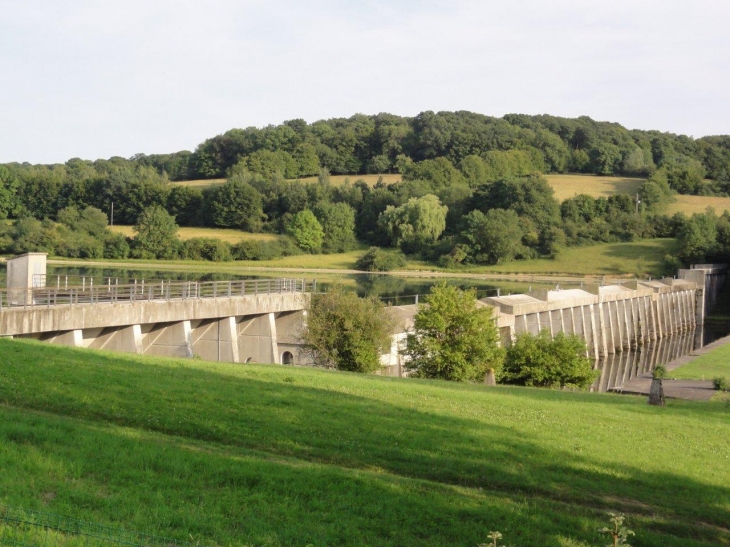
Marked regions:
[713,377,729,391]
[231,237,301,261]
[103,233,130,259]
[501,330,598,389]
[653,364,668,379]
[355,247,407,272]
[180,237,232,262]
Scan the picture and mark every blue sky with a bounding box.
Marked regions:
[1,0,728,164]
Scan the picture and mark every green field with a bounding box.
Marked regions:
[0,339,728,546]
[670,341,730,381]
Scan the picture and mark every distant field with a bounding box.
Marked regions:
[171,174,402,189]
[110,225,281,244]
[667,195,730,215]
[545,174,645,200]
[296,173,402,186]
[170,178,226,188]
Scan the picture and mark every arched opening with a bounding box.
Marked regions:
[245,357,255,363]
[281,351,294,365]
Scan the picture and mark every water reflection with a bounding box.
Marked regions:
[593,323,729,392]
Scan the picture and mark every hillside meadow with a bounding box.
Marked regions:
[0,339,728,546]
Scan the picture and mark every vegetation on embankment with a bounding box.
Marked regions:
[669,341,730,381]
[0,339,728,546]
[41,238,676,278]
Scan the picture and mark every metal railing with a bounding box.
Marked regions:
[0,505,201,547]
[0,278,313,311]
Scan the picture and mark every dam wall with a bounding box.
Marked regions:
[483,267,725,358]
[0,278,310,365]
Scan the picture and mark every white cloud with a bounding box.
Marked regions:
[1,0,729,163]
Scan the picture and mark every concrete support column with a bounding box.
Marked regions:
[120,325,143,354]
[521,314,528,334]
[268,312,279,364]
[559,308,566,334]
[597,301,611,355]
[221,317,240,363]
[621,299,631,350]
[611,300,622,352]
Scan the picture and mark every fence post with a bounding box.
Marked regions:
[415,294,419,305]
[228,281,232,298]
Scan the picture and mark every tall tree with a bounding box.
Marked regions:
[132,205,180,259]
[302,285,395,372]
[378,194,447,253]
[404,283,503,382]
[205,175,265,231]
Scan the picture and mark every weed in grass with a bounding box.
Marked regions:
[598,512,634,547]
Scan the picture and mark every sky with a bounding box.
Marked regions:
[1,0,729,164]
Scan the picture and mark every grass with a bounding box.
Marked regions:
[410,238,678,278]
[170,178,226,188]
[49,239,675,278]
[296,173,402,186]
[545,174,645,201]
[669,342,730,381]
[667,195,730,216]
[0,339,728,546]
[109,226,281,245]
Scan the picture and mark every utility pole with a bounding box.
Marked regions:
[111,202,114,227]
[635,193,641,214]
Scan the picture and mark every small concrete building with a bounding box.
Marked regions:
[5,252,47,305]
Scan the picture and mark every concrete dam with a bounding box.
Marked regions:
[1,253,726,392]
[1,253,310,365]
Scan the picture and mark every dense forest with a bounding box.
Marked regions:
[1,111,730,269]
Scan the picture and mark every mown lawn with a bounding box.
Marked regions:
[0,339,728,546]
[670,341,730,381]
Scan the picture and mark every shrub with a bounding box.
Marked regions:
[180,237,232,262]
[355,247,407,272]
[103,233,130,259]
[653,364,668,379]
[501,330,598,389]
[713,376,729,391]
[231,237,301,261]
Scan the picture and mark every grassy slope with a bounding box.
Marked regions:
[669,341,730,380]
[0,339,728,546]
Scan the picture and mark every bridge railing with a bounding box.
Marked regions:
[0,278,313,311]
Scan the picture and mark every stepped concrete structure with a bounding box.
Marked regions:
[483,266,727,358]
